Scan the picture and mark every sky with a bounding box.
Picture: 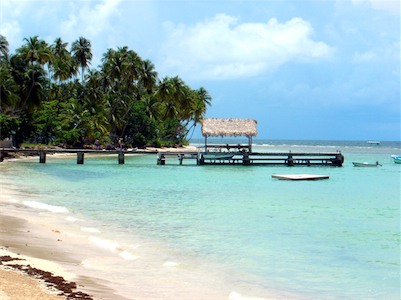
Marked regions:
[1,0,400,141]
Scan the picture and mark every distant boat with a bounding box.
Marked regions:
[203,153,234,160]
[367,141,380,145]
[352,161,382,167]
[391,155,401,164]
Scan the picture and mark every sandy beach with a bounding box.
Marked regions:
[0,205,120,300]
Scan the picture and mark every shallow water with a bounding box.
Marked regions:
[1,140,400,299]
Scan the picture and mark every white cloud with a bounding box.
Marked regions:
[350,0,400,14]
[0,20,22,49]
[370,0,400,15]
[353,41,400,63]
[60,0,122,39]
[0,0,34,50]
[159,14,334,80]
[353,50,378,62]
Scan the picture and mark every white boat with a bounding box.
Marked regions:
[367,141,380,145]
[203,153,235,160]
[352,161,382,167]
[391,155,401,164]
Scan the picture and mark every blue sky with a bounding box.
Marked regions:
[1,0,400,141]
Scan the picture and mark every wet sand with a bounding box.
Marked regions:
[0,207,129,300]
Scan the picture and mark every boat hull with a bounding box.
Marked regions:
[352,162,380,167]
[203,153,234,160]
[391,155,401,164]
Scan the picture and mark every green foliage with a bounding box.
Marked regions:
[0,114,20,140]
[0,35,212,148]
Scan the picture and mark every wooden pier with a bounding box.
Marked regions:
[1,147,344,167]
[0,148,157,164]
[157,151,344,166]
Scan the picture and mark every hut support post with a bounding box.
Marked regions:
[77,152,84,164]
[248,136,252,152]
[205,136,208,152]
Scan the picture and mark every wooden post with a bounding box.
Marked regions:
[77,152,84,164]
[205,136,208,152]
[249,136,252,153]
[118,152,124,164]
[287,155,294,166]
[39,152,46,163]
[243,152,250,165]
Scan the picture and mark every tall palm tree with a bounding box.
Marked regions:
[71,36,92,86]
[139,59,158,94]
[0,35,9,57]
[16,36,51,109]
[51,38,73,85]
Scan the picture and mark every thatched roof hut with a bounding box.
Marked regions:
[201,118,258,138]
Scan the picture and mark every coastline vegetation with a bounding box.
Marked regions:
[0,35,211,148]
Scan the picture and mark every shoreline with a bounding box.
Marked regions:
[0,183,131,300]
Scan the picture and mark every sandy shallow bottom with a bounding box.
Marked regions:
[0,148,293,300]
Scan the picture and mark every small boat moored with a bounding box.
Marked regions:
[391,155,401,164]
[202,153,235,160]
[352,161,382,167]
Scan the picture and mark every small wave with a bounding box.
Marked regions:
[163,261,179,267]
[66,217,78,222]
[8,198,19,203]
[81,227,100,233]
[229,291,267,300]
[23,201,68,213]
[119,251,138,260]
[88,236,120,251]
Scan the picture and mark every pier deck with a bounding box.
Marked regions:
[157,151,344,166]
[1,148,157,164]
[1,148,344,166]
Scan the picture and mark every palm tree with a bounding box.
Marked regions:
[0,35,9,57]
[0,61,19,112]
[139,59,158,94]
[16,36,51,109]
[185,87,212,140]
[71,36,92,86]
[51,38,73,85]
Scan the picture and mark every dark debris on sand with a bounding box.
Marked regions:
[0,255,94,299]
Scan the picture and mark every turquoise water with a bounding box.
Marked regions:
[1,140,400,299]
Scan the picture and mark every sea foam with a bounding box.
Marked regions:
[119,251,139,260]
[163,261,179,267]
[88,236,120,251]
[229,291,267,300]
[23,201,68,213]
[81,227,101,233]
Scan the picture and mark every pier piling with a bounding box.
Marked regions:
[39,152,46,164]
[77,152,84,164]
[118,152,125,164]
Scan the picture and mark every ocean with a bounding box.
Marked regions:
[1,139,400,300]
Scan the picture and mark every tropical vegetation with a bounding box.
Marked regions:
[0,35,211,148]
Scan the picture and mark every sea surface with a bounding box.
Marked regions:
[1,139,400,299]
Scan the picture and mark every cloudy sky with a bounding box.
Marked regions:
[1,0,400,141]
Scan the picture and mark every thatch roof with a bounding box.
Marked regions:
[201,118,258,137]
